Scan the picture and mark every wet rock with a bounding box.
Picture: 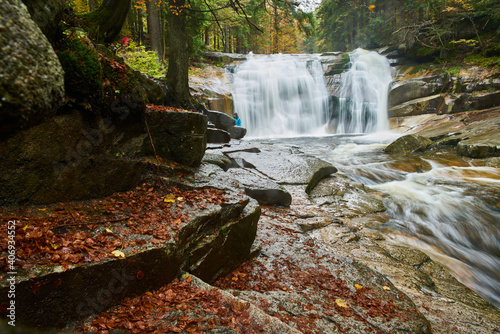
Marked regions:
[388,94,445,117]
[227,168,292,206]
[296,217,338,232]
[227,126,247,139]
[457,139,500,158]
[0,180,259,329]
[205,110,235,131]
[388,75,450,108]
[144,110,207,167]
[384,134,433,153]
[0,0,65,138]
[226,151,337,194]
[217,210,432,334]
[207,128,231,144]
[203,52,246,64]
[202,152,232,170]
[309,175,386,218]
[166,274,302,334]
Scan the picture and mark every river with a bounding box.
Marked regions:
[227,50,500,308]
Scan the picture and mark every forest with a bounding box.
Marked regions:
[70,0,500,59]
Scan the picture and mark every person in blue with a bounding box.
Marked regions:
[233,113,241,127]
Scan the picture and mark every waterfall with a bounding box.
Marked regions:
[230,53,330,138]
[333,48,392,134]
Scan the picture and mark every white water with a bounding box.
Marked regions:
[230,53,330,138]
[304,137,500,307]
[229,50,392,138]
[334,48,393,133]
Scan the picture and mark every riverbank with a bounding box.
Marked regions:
[76,126,499,333]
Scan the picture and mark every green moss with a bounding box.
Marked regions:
[57,33,145,117]
[57,34,104,104]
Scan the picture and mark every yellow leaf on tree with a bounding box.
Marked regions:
[335,299,348,308]
[369,5,376,11]
[111,250,126,258]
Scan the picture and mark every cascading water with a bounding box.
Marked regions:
[229,53,330,138]
[334,48,392,134]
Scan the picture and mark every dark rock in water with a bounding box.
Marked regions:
[0,0,65,138]
[145,110,207,167]
[205,110,235,131]
[384,134,433,153]
[228,126,247,139]
[207,128,231,144]
[227,168,292,206]
[457,139,500,158]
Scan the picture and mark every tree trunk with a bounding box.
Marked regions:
[89,0,96,11]
[146,0,163,61]
[272,2,279,53]
[205,27,210,45]
[81,0,131,43]
[166,0,191,107]
[137,5,144,44]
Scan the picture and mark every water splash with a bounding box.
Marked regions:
[333,48,392,134]
[230,53,330,138]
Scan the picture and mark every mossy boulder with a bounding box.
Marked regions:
[0,0,65,138]
[56,32,146,118]
[0,112,150,206]
[144,111,208,167]
[384,134,434,153]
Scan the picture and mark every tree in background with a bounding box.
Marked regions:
[317,0,500,58]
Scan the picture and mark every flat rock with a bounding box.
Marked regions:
[227,168,292,206]
[226,150,337,194]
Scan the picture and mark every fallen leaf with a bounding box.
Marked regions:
[111,250,126,258]
[335,298,348,308]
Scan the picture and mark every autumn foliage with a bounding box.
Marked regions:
[0,184,226,271]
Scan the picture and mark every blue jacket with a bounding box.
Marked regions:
[234,117,241,127]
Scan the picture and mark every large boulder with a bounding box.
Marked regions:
[0,112,149,206]
[388,75,450,108]
[144,111,207,167]
[228,126,247,139]
[207,127,231,144]
[0,0,65,138]
[21,0,66,44]
[205,110,235,131]
[384,134,433,153]
[388,94,445,117]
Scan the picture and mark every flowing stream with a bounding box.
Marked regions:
[228,50,500,307]
[302,135,500,308]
